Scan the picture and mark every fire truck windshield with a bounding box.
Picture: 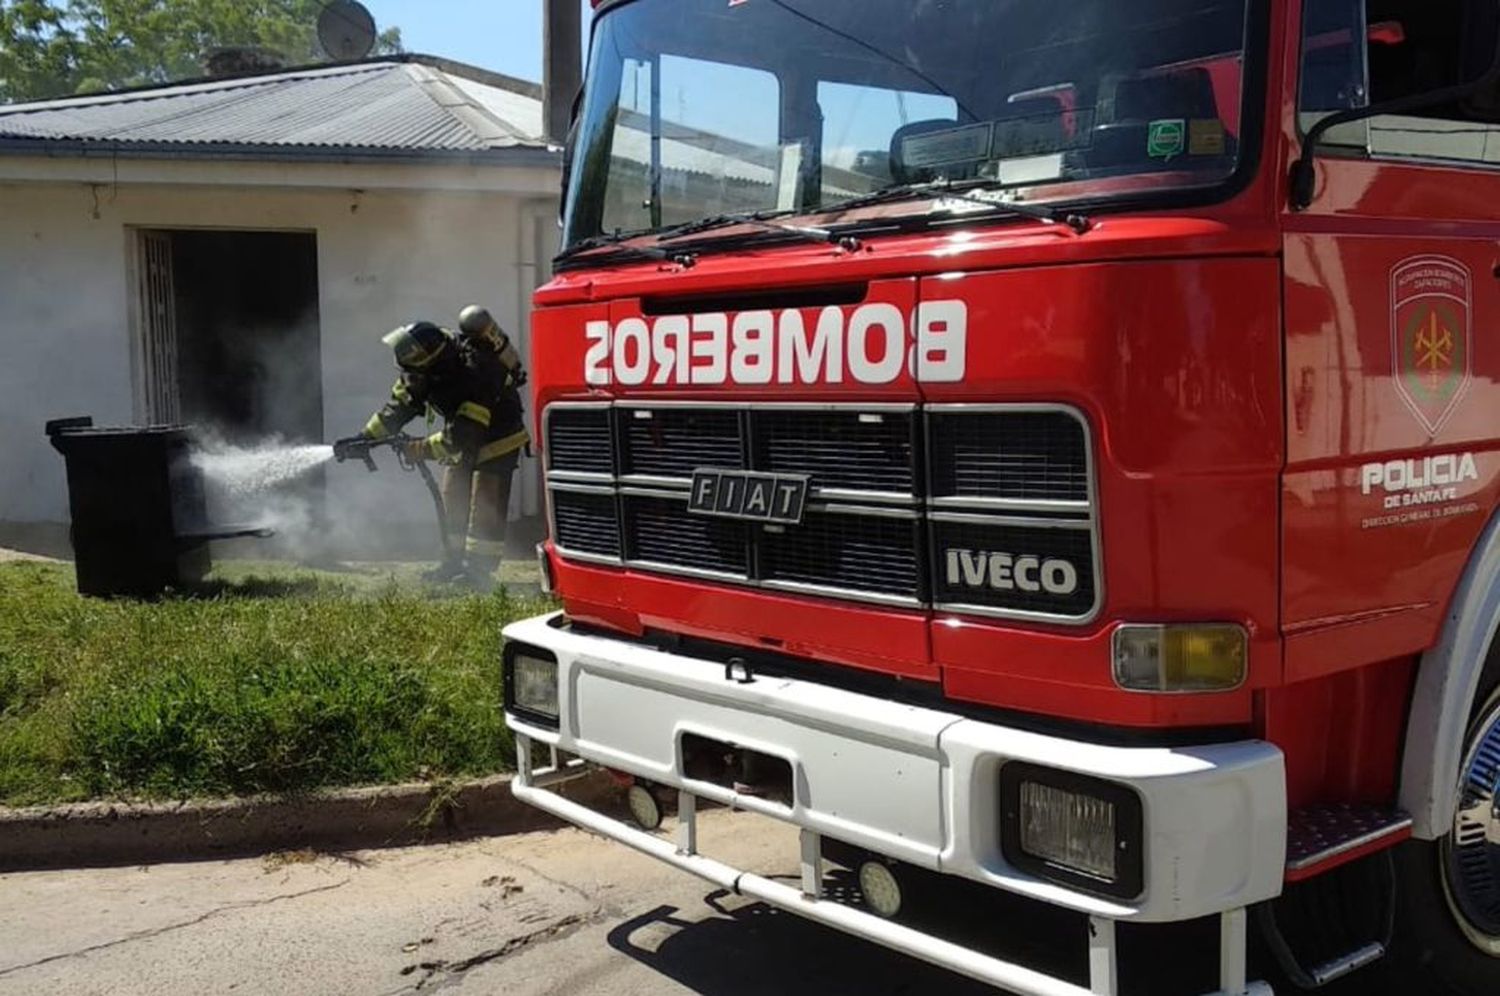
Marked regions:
[561,0,1260,255]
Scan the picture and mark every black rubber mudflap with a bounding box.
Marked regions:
[1256,851,1395,989]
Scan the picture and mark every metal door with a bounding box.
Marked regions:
[137,230,181,425]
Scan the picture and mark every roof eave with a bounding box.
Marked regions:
[0,53,543,111]
[0,137,560,168]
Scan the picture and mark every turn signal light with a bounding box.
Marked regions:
[1112,624,1247,692]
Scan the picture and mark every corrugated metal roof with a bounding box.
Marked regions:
[0,58,550,157]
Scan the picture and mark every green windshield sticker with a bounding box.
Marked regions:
[1147,119,1186,160]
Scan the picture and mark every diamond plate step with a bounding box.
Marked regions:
[1285,803,1413,882]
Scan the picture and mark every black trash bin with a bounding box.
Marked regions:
[46,418,271,598]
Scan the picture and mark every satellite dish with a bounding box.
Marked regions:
[318,0,378,62]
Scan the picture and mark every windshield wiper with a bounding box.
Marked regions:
[657,209,863,251]
[555,209,861,269]
[555,229,698,267]
[829,180,1091,235]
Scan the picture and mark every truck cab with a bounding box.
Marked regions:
[504,2,1500,992]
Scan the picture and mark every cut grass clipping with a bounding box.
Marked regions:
[0,562,551,807]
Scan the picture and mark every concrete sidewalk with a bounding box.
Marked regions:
[0,809,999,996]
[0,546,59,563]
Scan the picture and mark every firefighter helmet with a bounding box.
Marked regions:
[458,304,498,340]
[382,321,452,371]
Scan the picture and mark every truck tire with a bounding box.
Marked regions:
[1381,650,1500,995]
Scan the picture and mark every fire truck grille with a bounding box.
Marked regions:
[929,409,1089,504]
[550,489,620,559]
[753,410,916,494]
[623,493,749,576]
[544,407,614,476]
[930,518,1098,619]
[759,511,922,600]
[621,408,742,478]
[543,403,1098,620]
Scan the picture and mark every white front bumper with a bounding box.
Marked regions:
[503,612,1287,924]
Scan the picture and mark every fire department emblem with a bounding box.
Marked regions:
[1391,255,1472,435]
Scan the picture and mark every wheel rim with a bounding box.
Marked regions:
[1444,694,1500,956]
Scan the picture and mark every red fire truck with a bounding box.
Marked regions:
[502,1,1500,992]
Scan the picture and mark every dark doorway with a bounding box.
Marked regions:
[165,230,323,443]
[133,227,328,562]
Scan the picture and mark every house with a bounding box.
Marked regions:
[0,55,561,558]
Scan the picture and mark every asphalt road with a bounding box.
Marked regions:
[0,808,1013,996]
[0,804,1307,996]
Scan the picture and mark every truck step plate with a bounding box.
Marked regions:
[1285,804,1413,881]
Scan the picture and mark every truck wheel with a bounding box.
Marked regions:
[1383,655,1500,995]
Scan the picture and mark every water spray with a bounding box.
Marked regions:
[191,443,334,498]
[188,434,453,564]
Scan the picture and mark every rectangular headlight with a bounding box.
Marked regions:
[504,645,559,727]
[1020,781,1117,880]
[1112,623,1247,692]
[1001,763,1144,899]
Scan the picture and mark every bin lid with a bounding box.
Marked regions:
[47,418,194,455]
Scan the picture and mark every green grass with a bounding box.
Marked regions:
[0,561,552,807]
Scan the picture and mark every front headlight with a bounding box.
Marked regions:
[1020,781,1118,880]
[504,645,559,727]
[1001,763,1144,900]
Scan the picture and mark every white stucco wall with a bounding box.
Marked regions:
[0,156,559,547]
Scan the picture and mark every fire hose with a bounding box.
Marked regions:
[331,434,452,559]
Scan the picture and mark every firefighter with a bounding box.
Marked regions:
[358,320,529,588]
[450,304,529,578]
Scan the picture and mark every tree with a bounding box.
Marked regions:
[0,0,403,102]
